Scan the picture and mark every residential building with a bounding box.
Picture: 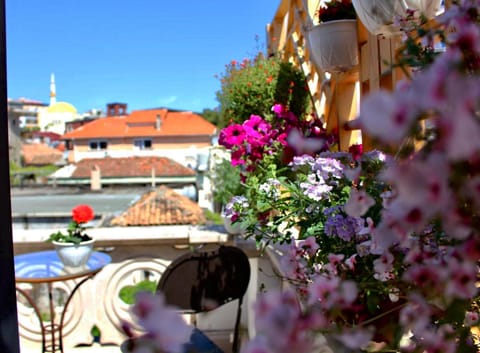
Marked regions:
[7,97,48,165]
[61,102,217,169]
[48,155,197,192]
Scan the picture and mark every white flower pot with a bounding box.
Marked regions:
[53,239,95,268]
[223,216,245,235]
[308,20,359,73]
[352,0,442,36]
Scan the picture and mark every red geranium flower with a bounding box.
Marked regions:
[72,204,95,224]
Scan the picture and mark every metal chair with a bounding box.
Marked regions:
[157,245,251,353]
[121,245,250,353]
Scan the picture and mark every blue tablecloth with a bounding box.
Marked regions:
[15,250,111,281]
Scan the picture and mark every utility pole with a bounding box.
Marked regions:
[0,0,21,351]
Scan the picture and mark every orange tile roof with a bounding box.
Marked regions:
[110,185,206,226]
[22,143,63,166]
[71,156,196,178]
[62,108,216,140]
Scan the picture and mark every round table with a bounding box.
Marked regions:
[14,250,111,353]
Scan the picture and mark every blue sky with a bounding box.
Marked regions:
[6,1,279,114]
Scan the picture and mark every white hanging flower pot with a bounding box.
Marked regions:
[308,19,359,73]
[352,0,442,36]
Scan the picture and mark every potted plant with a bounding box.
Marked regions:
[308,0,359,73]
[47,204,95,268]
[352,0,442,37]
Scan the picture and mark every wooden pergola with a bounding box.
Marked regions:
[265,0,434,152]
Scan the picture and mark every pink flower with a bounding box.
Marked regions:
[231,147,246,166]
[298,236,319,257]
[243,115,271,139]
[219,123,246,149]
[279,242,308,283]
[287,128,325,156]
[464,311,479,327]
[240,337,273,353]
[308,275,340,307]
[129,292,192,353]
[373,251,395,282]
[445,259,478,300]
[335,327,373,350]
[344,254,357,270]
[358,89,418,144]
[403,264,445,293]
[253,290,315,353]
[271,104,286,115]
[399,294,432,333]
[348,144,363,161]
[324,253,345,275]
[308,276,357,309]
[344,189,375,217]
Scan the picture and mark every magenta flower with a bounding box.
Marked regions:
[219,123,246,149]
[271,104,286,115]
[231,147,246,166]
[243,115,271,139]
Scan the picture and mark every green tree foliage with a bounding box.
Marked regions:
[211,158,243,207]
[200,108,224,128]
[216,52,311,124]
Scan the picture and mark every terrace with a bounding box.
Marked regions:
[5,1,475,353]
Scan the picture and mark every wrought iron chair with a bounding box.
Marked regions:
[121,245,251,353]
[157,245,251,353]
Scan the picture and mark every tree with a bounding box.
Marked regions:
[200,108,225,128]
[216,52,311,125]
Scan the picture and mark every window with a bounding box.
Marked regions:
[134,139,152,150]
[89,140,107,150]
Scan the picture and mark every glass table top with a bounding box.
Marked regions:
[15,250,112,282]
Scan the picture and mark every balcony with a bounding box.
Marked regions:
[14,225,284,353]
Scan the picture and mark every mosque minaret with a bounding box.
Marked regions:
[37,73,78,134]
[49,73,57,106]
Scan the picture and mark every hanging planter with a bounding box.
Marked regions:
[308,19,359,73]
[308,1,359,73]
[352,0,442,36]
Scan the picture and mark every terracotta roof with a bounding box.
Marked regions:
[31,131,61,141]
[61,108,216,139]
[22,143,63,166]
[71,156,196,178]
[110,185,206,226]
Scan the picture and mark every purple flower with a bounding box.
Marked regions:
[224,195,249,222]
[324,207,363,241]
[289,155,315,171]
[312,157,344,181]
[300,181,332,201]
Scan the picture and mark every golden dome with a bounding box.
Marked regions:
[47,101,77,114]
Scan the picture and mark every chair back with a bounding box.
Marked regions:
[157,245,250,313]
[157,245,250,353]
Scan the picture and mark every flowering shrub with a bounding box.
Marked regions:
[316,0,356,23]
[218,104,336,172]
[228,2,480,352]
[216,52,310,125]
[236,2,480,353]
[47,204,94,244]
